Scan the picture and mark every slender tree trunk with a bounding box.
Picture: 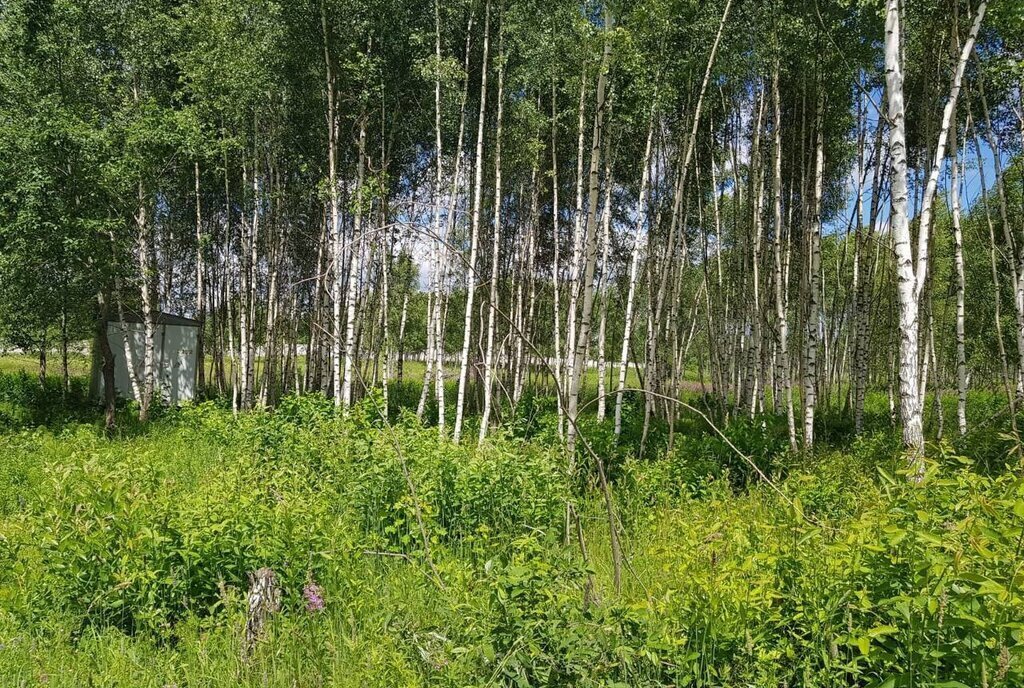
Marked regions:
[38,332,46,388]
[420,0,444,423]
[614,117,653,436]
[307,210,327,393]
[950,122,967,435]
[551,78,566,436]
[397,290,409,383]
[342,120,368,408]
[973,121,1018,429]
[479,13,505,442]
[596,150,612,422]
[322,1,344,407]
[453,0,490,442]
[96,291,117,434]
[771,62,796,449]
[884,0,984,474]
[749,88,766,419]
[565,66,588,409]
[137,178,157,422]
[566,13,613,455]
[380,231,392,409]
[432,13,474,431]
[262,184,283,407]
[980,87,1024,397]
[854,103,885,434]
[514,160,539,406]
[802,94,824,448]
[195,161,206,395]
[240,163,259,411]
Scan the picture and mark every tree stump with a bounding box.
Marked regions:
[243,567,280,660]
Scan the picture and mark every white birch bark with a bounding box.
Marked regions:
[749,89,766,419]
[950,123,967,435]
[479,16,504,442]
[417,290,435,418]
[613,116,654,436]
[802,98,824,448]
[551,79,565,436]
[434,13,474,431]
[341,120,367,408]
[380,235,391,409]
[566,15,613,454]
[137,179,157,422]
[771,62,796,449]
[239,164,257,411]
[322,1,343,406]
[194,162,206,393]
[419,0,445,423]
[453,0,490,442]
[564,68,588,406]
[596,153,612,422]
[884,0,984,473]
[108,227,143,404]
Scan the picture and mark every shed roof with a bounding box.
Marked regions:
[112,311,202,328]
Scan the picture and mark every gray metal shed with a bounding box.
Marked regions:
[91,311,201,405]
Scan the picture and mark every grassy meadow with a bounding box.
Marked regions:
[0,359,1022,686]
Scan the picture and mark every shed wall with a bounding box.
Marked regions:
[93,321,198,404]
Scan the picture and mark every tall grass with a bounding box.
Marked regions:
[0,370,1022,686]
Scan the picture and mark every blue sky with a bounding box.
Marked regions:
[826,87,1002,237]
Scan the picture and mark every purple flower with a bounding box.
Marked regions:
[303,581,325,613]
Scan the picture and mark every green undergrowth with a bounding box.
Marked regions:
[0,376,1023,686]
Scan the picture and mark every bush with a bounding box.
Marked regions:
[3,389,1024,686]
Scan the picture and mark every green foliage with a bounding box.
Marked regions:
[0,371,95,428]
[2,390,1024,686]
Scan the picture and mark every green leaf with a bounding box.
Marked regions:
[877,467,897,486]
[868,625,898,638]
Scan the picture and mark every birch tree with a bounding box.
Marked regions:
[453,0,490,442]
[883,0,985,472]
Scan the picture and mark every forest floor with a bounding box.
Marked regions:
[0,368,1022,686]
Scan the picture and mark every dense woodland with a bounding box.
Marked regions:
[0,0,1021,451]
[3,0,1024,685]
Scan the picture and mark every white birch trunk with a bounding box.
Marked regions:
[195,162,206,393]
[950,124,967,435]
[137,179,156,422]
[434,13,474,431]
[802,98,823,448]
[613,116,654,436]
[749,89,766,419]
[771,63,796,449]
[341,121,367,408]
[551,79,565,436]
[564,68,588,407]
[596,153,612,422]
[322,2,343,407]
[885,0,984,472]
[566,17,613,454]
[453,0,490,442]
[479,17,504,442]
[887,0,923,463]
